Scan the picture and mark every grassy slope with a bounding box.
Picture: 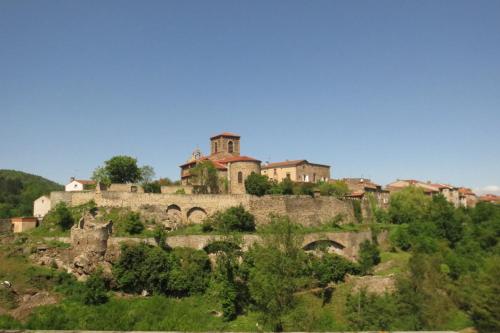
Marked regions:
[0,169,63,218]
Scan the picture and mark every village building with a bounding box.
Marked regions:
[33,195,51,220]
[386,179,477,208]
[342,178,390,208]
[180,132,261,194]
[11,217,38,233]
[478,194,500,204]
[65,178,96,192]
[458,188,477,208]
[261,160,330,183]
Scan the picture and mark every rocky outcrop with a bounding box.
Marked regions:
[69,212,113,280]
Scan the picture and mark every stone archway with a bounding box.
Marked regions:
[187,207,208,224]
[303,239,345,255]
[166,204,182,226]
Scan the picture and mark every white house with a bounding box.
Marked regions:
[33,195,51,220]
[65,178,96,192]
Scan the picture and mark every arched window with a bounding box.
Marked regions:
[228,141,234,153]
[214,142,218,153]
[238,171,243,184]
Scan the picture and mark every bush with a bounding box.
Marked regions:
[309,252,359,286]
[317,180,349,198]
[244,173,271,196]
[168,248,211,296]
[352,200,363,223]
[207,205,256,232]
[122,212,144,235]
[54,202,75,230]
[82,270,108,305]
[358,240,381,274]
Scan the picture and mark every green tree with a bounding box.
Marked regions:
[91,166,111,186]
[139,165,155,184]
[82,270,108,305]
[247,216,306,331]
[388,186,431,224]
[244,173,271,196]
[309,252,359,286]
[358,240,381,274]
[54,202,74,230]
[191,161,220,194]
[100,156,142,184]
[207,205,256,232]
[317,180,349,198]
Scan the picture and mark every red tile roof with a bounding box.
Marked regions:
[210,132,240,139]
[479,194,499,202]
[459,187,475,196]
[218,156,261,164]
[262,159,329,169]
[74,179,96,185]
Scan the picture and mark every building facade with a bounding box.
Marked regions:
[65,178,96,192]
[261,160,330,183]
[180,132,261,194]
[342,178,390,208]
[33,195,51,220]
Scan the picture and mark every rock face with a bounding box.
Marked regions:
[69,212,113,280]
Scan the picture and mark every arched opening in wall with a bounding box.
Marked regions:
[166,204,182,224]
[228,141,233,153]
[238,171,243,184]
[203,240,242,254]
[303,240,345,255]
[187,207,208,224]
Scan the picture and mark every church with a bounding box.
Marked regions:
[180,132,261,194]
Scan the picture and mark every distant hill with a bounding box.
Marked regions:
[0,169,63,218]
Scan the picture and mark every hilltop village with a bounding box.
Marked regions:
[24,132,494,228]
[0,132,499,333]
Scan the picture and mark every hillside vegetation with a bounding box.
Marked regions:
[0,186,499,332]
[0,170,63,218]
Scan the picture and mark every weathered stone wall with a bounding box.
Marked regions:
[50,191,358,226]
[49,230,388,261]
[228,161,261,194]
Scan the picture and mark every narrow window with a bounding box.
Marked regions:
[238,171,243,184]
[214,142,218,153]
[228,141,234,153]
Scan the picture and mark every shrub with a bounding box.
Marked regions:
[358,240,381,274]
[54,202,75,230]
[244,173,271,196]
[309,252,359,286]
[317,180,349,198]
[352,200,363,223]
[205,205,256,232]
[122,212,144,235]
[82,270,108,305]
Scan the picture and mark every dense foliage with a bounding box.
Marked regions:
[191,161,221,194]
[0,170,62,218]
[203,205,256,232]
[91,156,154,185]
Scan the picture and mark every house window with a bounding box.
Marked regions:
[286,173,291,179]
[273,169,277,176]
[228,141,234,153]
[313,173,316,182]
[238,171,243,184]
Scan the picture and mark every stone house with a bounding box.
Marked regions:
[342,178,390,208]
[261,160,330,183]
[180,132,261,194]
[387,179,475,208]
[33,195,51,220]
[65,178,96,192]
[479,194,500,204]
[11,217,38,233]
[458,188,477,208]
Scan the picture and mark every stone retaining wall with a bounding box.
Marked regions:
[50,191,357,226]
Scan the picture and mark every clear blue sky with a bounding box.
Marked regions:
[1,0,499,194]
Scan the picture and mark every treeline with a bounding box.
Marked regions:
[0,170,62,218]
[346,187,500,332]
